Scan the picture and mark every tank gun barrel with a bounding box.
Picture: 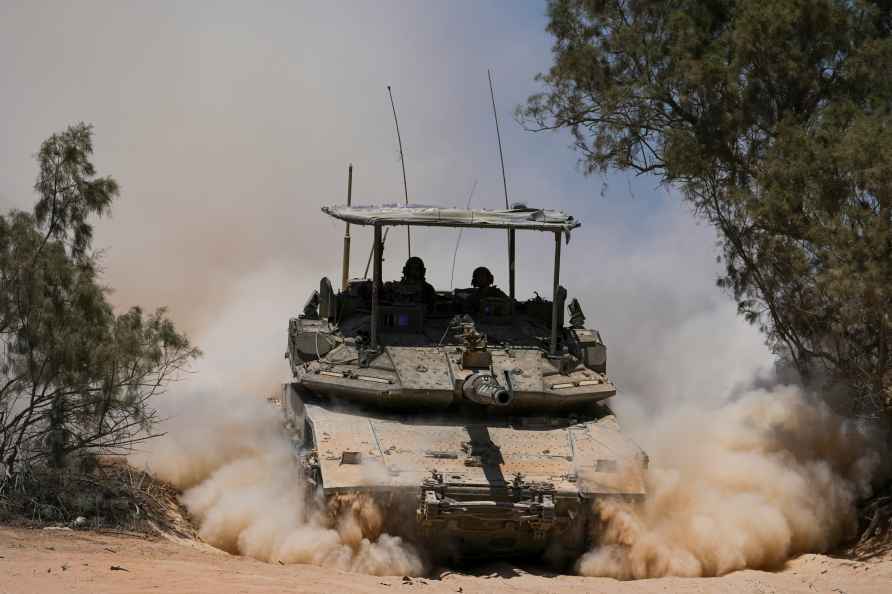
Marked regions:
[463,373,512,406]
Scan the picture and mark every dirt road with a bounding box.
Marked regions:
[1,527,889,594]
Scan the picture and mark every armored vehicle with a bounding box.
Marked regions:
[283,203,647,562]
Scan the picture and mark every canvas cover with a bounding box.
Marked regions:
[322,204,580,234]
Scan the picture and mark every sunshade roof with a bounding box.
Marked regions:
[322,204,581,233]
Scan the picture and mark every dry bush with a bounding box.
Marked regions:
[0,458,194,537]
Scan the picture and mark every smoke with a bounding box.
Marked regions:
[578,385,886,579]
[128,225,890,579]
[118,209,890,580]
[138,389,424,576]
[122,259,424,577]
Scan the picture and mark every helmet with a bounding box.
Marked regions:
[471,266,494,289]
[403,256,426,281]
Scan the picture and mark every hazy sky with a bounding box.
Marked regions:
[0,1,773,403]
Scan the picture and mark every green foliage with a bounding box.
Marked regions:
[522,0,892,417]
[33,122,118,261]
[1,124,200,473]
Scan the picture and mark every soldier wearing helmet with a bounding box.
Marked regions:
[471,266,495,291]
[393,256,435,306]
[466,266,507,314]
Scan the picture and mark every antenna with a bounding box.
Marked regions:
[341,164,353,291]
[449,180,478,289]
[388,85,411,258]
[488,69,515,301]
[488,70,509,209]
[361,85,409,279]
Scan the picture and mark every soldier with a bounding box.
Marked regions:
[471,266,495,292]
[467,266,507,313]
[396,256,435,305]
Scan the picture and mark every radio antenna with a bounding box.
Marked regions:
[341,164,353,290]
[488,70,509,209]
[488,69,515,301]
[362,85,409,278]
[449,179,478,289]
[387,85,411,258]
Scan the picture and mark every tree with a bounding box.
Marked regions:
[521,0,892,418]
[0,123,200,474]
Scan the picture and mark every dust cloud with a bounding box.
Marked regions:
[132,271,889,579]
[139,390,424,576]
[578,385,885,579]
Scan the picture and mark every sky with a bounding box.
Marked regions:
[0,1,774,406]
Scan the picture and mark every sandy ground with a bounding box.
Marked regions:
[1,527,890,594]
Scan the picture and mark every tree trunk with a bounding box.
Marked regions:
[47,395,66,468]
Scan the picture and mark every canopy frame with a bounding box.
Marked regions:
[327,205,575,356]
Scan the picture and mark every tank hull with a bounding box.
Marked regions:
[282,382,646,561]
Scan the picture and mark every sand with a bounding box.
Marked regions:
[1,527,889,594]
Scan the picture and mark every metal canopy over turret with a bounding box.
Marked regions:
[324,204,576,353]
[322,204,581,235]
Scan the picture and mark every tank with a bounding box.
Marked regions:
[282,204,647,564]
